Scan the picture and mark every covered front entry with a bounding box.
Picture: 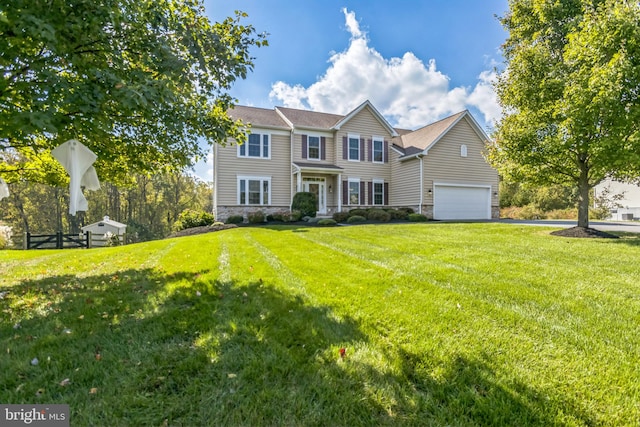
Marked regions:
[292,162,343,216]
[303,177,327,215]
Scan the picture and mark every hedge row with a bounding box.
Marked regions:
[333,207,417,223]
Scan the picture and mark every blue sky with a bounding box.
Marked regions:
[195,0,509,179]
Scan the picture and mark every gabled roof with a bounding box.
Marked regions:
[276,107,343,130]
[81,216,127,232]
[228,105,290,129]
[398,110,489,160]
[332,100,399,137]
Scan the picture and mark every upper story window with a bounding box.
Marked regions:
[460,144,468,157]
[348,134,360,161]
[238,133,270,159]
[308,136,320,160]
[373,137,384,163]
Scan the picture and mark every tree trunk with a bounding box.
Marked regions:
[577,155,590,228]
[11,191,30,234]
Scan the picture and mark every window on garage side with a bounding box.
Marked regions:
[238,176,271,205]
[238,133,270,159]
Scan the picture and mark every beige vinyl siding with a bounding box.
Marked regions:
[292,132,335,164]
[390,150,421,206]
[422,118,499,205]
[216,132,291,206]
[336,108,393,185]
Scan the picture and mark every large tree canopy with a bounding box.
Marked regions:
[490,0,640,228]
[0,0,266,183]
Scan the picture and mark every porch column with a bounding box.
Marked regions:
[296,172,302,192]
[337,173,342,212]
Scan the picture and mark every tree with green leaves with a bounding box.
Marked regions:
[0,0,266,184]
[490,0,640,229]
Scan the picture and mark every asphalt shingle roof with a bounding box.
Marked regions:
[276,107,344,129]
[228,105,289,129]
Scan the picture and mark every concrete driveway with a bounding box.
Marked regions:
[500,219,640,234]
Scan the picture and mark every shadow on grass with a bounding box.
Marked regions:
[1,268,595,426]
[607,232,640,246]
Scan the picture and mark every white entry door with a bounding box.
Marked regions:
[303,178,326,214]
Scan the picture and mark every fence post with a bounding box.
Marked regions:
[24,232,29,250]
[86,231,92,249]
[56,231,62,249]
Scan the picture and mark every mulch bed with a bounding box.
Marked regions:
[550,226,619,239]
[167,223,238,238]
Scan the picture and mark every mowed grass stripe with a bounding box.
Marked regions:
[2,224,640,425]
[252,225,640,425]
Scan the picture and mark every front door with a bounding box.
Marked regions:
[303,178,326,214]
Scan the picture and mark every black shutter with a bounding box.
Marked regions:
[367,139,372,162]
[384,182,389,205]
[360,138,365,161]
[384,141,389,163]
[343,136,348,160]
[368,181,373,205]
[360,181,366,205]
[342,180,348,205]
[321,136,326,160]
[302,135,308,159]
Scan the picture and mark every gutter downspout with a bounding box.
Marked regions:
[417,154,424,215]
[290,129,294,210]
[337,173,342,212]
[212,144,218,218]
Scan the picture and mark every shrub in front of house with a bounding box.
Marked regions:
[173,209,216,231]
[287,210,302,222]
[348,208,368,217]
[332,211,350,223]
[247,211,266,224]
[387,209,409,220]
[398,207,415,215]
[347,215,367,224]
[318,219,337,226]
[366,208,391,222]
[292,192,317,218]
[226,215,244,224]
[408,213,428,222]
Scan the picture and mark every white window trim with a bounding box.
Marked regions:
[460,144,468,158]
[237,133,271,159]
[237,176,272,205]
[372,178,385,206]
[348,133,360,162]
[307,135,321,161]
[348,177,360,205]
[372,136,384,163]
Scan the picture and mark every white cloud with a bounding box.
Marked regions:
[467,70,501,126]
[269,8,501,129]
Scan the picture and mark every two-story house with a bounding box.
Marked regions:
[213,100,499,221]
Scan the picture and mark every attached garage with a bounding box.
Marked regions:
[433,184,491,220]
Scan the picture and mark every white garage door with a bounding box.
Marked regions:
[433,185,491,220]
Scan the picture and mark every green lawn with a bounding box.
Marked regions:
[1,223,639,426]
